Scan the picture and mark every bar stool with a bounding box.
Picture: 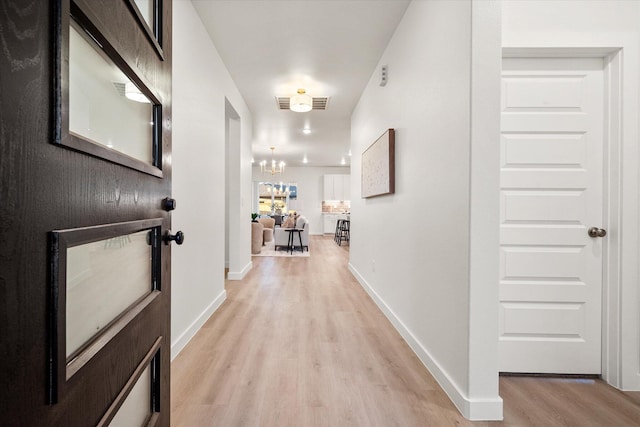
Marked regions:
[334,219,343,243]
[337,219,350,246]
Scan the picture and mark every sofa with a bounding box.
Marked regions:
[274,215,309,252]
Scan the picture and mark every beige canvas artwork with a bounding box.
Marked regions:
[361,129,395,198]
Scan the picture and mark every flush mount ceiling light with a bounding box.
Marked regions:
[260,146,285,175]
[290,88,312,113]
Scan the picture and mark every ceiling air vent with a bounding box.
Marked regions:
[276,97,290,110]
[275,96,330,110]
[312,97,329,110]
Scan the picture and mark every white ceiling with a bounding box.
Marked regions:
[192,0,410,167]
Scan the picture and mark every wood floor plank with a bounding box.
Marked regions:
[493,376,640,427]
[172,235,640,426]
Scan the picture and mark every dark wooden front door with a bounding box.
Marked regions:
[0,0,173,425]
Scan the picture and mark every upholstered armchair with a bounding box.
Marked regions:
[274,215,309,252]
[258,217,275,245]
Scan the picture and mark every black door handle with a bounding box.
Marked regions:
[164,230,184,245]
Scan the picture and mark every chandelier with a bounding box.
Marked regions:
[260,147,285,175]
[290,88,312,112]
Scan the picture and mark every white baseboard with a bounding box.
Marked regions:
[227,261,252,280]
[347,263,503,421]
[466,397,504,421]
[171,289,226,360]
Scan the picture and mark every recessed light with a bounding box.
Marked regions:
[303,128,311,134]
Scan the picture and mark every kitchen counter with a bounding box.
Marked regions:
[322,213,349,233]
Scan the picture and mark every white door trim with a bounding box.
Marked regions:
[502,47,625,388]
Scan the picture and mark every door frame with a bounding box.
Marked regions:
[225,99,247,280]
[501,46,635,389]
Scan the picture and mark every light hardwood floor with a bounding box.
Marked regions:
[171,236,640,426]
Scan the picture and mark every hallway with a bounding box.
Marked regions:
[171,236,640,426]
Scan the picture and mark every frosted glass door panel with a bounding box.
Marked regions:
[66,231,152,357]
[69,24,154,165]
[109,365,151,427]
[133,0,155,30]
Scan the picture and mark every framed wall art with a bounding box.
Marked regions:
[361,128,395,198]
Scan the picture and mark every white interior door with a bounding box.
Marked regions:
[499,57,605,374]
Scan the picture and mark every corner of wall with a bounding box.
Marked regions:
[349,0,505,420]
[349,262,502,420]
[227,261,252,281]
[171,289,227,360]
[467,0,502,419]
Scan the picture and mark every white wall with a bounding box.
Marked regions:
[502,0,640,392]
[468,0,502,413]
[252,166,350,235]
[171,0,253,359]
[349,0,502,420]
